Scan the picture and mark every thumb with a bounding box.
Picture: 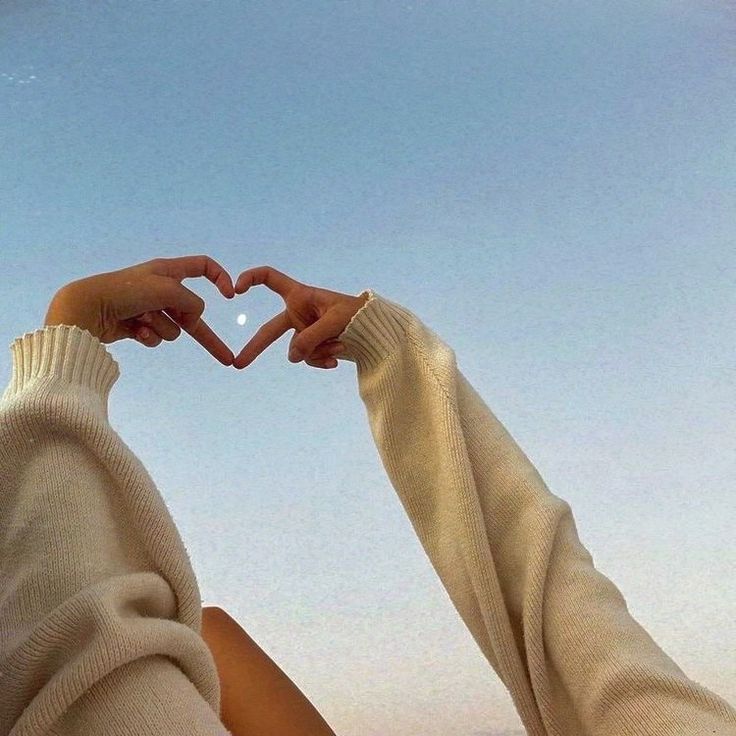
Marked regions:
[288,309,347,362]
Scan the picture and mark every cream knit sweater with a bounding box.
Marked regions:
[1,289,734,736]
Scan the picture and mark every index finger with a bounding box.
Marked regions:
[234,265,299,297]
[154,255,235,299]
[165,307,235,367]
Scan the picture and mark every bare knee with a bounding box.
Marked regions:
[199,606,337,736]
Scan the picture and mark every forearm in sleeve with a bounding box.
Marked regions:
[0,325,228,736]
[339,291,736,736]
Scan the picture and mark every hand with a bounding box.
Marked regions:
[44,255,237,366]
[232,265,370,370]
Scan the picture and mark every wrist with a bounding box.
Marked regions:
[44,285,99,337]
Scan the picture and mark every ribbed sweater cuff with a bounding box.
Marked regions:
[1,324,120,418]
[339,289,419,370]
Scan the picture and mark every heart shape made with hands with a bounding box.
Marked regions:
[132,260,354,371]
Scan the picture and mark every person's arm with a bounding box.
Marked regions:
[337,291,736,736]
[0,257,370,736]
[0,277,233,733]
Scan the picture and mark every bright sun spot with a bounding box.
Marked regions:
[237,313,247,326]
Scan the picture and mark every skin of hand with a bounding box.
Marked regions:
[43,255,238,366]
[42,257,370,371]
[231,265,370,370]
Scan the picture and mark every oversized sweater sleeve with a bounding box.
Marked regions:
[0,325,229,736]
[338,290,736,736]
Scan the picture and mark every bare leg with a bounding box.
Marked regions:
[200,607,338,736]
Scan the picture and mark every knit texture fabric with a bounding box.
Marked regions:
[1,289,735,735]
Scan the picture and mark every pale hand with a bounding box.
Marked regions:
[231,265,370,370]
[43,258,370,371]
[44,256,237,366]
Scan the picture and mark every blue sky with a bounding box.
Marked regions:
[1,2,735,733]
